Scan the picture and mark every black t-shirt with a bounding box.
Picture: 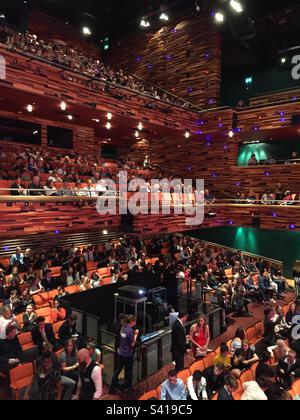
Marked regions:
[234,348,255,370]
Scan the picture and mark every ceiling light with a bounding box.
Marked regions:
[107,112,112,120]
[0,14,5,19]
[26,104,33,113]
[185,130,190,139]
[159,12,169,21]
[106,122,111,130]
[92,118,100,123]
[228,130,234,138]
[214,12,225,23]
[229,0,244,13]
[102,230,108,235]
[138,122,143,131]
[82,26,92,36]
[135,131,139,138]
[60,101,67,111]
[140,17,150,28]
[67,115,73,120]
[281,57,287,64]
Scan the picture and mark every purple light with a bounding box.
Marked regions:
[280,118,285,122]
[187,87,193,93]
[272,213,278,217]
[147,64,152,70]
[166,55,172,61]
[234,127,241,133]
[211,172,217,178]
[224,144,228,151]
[54,230,60,235]
[3,246,9,251]
[204,53,210,59]
[208,98,215,105]
[236,182,241,187]
[198,120,205,126]
[186,166,192,172]
[252,126,260,131]
[196,130,203,135]
[289,224,296,230]
[279,112,285,116]
[264,171,270,176]
[292,96,298,101]
[171,28,177,33]
[206,141,212,146]
[136,56,141,63]
[228,220,234,225]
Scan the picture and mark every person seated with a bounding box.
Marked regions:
[50,299,67,324]
[261,191,274,205]
[0,306,21,340]
[203,363,225,400]
[265,155,276,165]
[188,315,210,359]
[90,272,103,289]
[267,339,290,364]
[247,190,257,203]
[0,325,24,376]
[22,304,37,332]
[263,308,279,347]
[28,176,44,196]
[255,352,275,380]
[186,370,208,400]
[231,281,252,317]
[241,378,268,401]
[204,189,215,204]
[214,343,232,371]
[217,375,238,400]
[87,341,102,366]
[248,154,259,166]
[280,191,294,205]
[230,328,246,359]
[160,369,187,400]
[40,269,59,291]
[31,316,58,354]
[143,155,153,170]
[10,177,27,196]
[54,286,69,302]
[4,289,22,314]
[10,247,24,270]
[233,339,259,371]
[24,351,63,401]
[59,338,80,384]
[276,349,300,390]
[43,180,58,196]
[58,314,78,344]
[83,179,97,197]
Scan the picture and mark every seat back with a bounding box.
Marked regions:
[240,369,254,384]
[177,368,190,384]
[203,352,216,369]
[32,292,49,308]
[189,360,205,375]
[139,390,158,400]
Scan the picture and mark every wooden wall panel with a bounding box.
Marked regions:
[107,12,221,108]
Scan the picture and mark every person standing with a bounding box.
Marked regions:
[74,348,103,400]
[109,315,139,394]
[171,312,188,372]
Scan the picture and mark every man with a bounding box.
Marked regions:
[40,269,59,291]
[0,307,20,340]
[10,247,24,269]
[24,351,63,400]
[161,369,187,400]
[74,348,103,400]
[31,316,57,354]
[109,315,139,394]
[28,176,44,196]
[203,363,225,400]
[83,179,97,197]
[241,378,268,401]
[0,325,23,375]
[255,352,275,380]
[171,312,188,372]
[217,375,238,400]
[263,308,278,347]
[186,370,208,400]
[276,350,300,389]
[58,314,78,344]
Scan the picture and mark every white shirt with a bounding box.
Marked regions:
[78,363,103,400]
[187,376,208,400]
[0,316,17,339]
[241,381,268,401]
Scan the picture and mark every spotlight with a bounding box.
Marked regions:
[92,118,100,123]
[106,122,111,130]
[0,14,5,19]
[102,230,108,235]
[159,12,169,21]
[140,17,150,28]
[107,112,112,120]
[26,104,33,113]
[60,101,67,111]
[67,115,73,120]
[195,1,201,12]
[280,57,287,64]
[214,12,225,23]
[185,129,190,139]
[138,122,143,131]
[82,26,92,36]
[229,0,244,13]
[228,130,234,138]
[134,131,139,138]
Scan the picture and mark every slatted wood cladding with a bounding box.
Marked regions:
[107,12,221,108]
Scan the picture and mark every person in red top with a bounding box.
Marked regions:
[50,299,66,324]
[188,315,210,359]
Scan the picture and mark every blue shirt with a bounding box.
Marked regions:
[118,325,134,358]
[161,379,187,400]
[10,253,24,266]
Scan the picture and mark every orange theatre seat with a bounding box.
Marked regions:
[139,390,158,400]
[10,363,34,400]
[203,352,216,369]
[240,370,254,384]
[189,360,205,375]
[177,369,190,384]
[53,320,65,339]
[32,292,49,309]
[18,332,36,352]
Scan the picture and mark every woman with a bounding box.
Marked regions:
[78,275,90,292]
[7,267,23,288]
[22,304,37,332]
[43,179,58,196]
[267,339,290,363]
[90,272,103,289]
[28,275,42,295]
[274,306,290,338]
[4,289,22,314]
[21,287,33,310]
[233,339,259,371]
[87,341,101,365]
[50,299,66,324]
[188,315,210,358]
[230,328,246,358]
[59,339,80,383]
[66,266,76,286]
[286,303,297,325]
[214,343,232,371]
